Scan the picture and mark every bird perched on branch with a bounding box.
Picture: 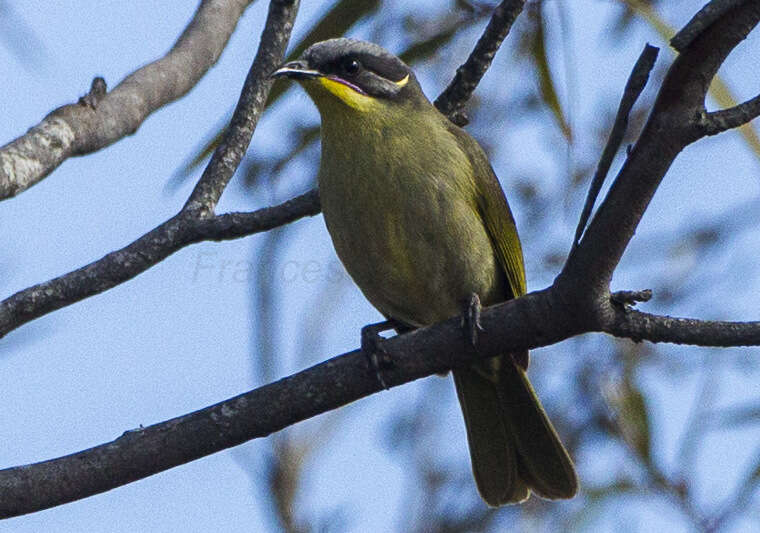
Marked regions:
[272,38,578,506]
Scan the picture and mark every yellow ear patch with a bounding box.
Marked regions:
[394,74,409,88]
[317,77,377,112]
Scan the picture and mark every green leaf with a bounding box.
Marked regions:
[525,4,572,141]
[604,379,653,465]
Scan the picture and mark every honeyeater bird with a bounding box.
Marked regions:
[272,38,578,506]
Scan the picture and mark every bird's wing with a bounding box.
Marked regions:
[447,122,527,299]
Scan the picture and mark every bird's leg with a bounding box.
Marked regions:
[361,319,403,390]
[461,292,485,347]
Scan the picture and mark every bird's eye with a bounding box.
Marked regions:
[341,58,360,75]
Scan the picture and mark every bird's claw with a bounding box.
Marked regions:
[361,321,396,390]
[461,293,484,347]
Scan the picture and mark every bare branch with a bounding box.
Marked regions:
[0,0,254,201]
[3,277,760,517]
[184,0,300,214]
[671,0,747,52]
[560,1,760,299]
[0,283,580,518]
[699,93,760,135]
[0,190,319,339]
[434,0,526,125]
[0,0,304,339]
[572,44,659,249]
[2,5,759,518]
[605,310,760,346]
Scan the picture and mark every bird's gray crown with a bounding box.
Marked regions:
[303,38,410,83]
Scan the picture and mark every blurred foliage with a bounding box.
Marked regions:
[0,0,47,68]
[206,0,760,531]
[521,2,572,142]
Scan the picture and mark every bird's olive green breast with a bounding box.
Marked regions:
[316,103,506,326]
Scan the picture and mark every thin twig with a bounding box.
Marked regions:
[0,191,319,339]
[434,0,527,125]
[699,93,760,135]
[572,44,658,249]
[605,309,760,346]
[184,0,300,214]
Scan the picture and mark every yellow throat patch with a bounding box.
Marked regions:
[317,74,409,112]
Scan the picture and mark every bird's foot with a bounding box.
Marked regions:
[461,292,484,347]
[361,320,398,390]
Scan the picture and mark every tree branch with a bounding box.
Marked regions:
[572,44,659,249]
[183,0,300,214]
[2,0,760,518]
[434,0,527,125]
[0,0,254,201]
[0,0,304,339]
[604,310,760,346]
[3,280,760,517]
[559,0,760,302]
[0,190,319,339]
[699,93,760,135]
[670,0,747,52]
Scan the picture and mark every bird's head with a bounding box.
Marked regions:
[271,38,426,115]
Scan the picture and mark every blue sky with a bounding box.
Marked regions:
[2,1,760,531]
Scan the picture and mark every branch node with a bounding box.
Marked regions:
[78,77,108,109]
[611,289,653,308]
[449,110,470,127]
[698,93,760,136]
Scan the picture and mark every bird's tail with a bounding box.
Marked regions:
[453,353,578,506]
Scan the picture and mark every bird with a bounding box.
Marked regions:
[272,38,578,506]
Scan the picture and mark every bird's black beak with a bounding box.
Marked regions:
[270,60,321,80]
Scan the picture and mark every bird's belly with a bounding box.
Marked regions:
[320,173,505,327]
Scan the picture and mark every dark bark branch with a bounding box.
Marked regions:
[0,0,254,201]
[0,0,303,339]
[0,286,579,519]
[2,1,760,518]
[604,310,760,347]
[3,281,760,517]
[184,0,300,214]
[434,0,526,125]
[699,93,760,135]
[0,190,319,339]
[671,0,748,52]
[572,44,659,249]
[560,1,760,302]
